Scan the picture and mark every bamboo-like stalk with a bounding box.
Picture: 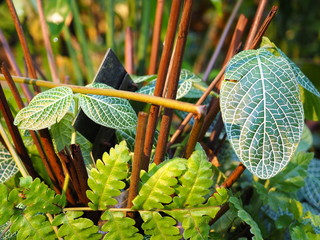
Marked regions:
[148,0,165,74]
[203,0,243,82]
[243,0,268,50]
[0,29,33,101]
[137,0,151,74]
[127,112,148,210]
[0,83,39,178]
[125,27,135,74]
[105,0,115,50]
[143,0,182,166]
[154,0,193,164]
[36,0,60,83]
[0,74,204,116]
[69,0,94,81]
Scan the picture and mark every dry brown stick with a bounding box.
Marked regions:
[125,27,135,74]
[36,0,59,83]
[0,29,33,102]
[143,0,182,164]
[243,0,268,50]
[203,0,243,82]
[127,112,149,209]
[148,0,164,74]
[153,0,193,164]
[0,83,39,179]
[1,63,61,192]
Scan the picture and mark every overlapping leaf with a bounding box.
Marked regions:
[0,144,18,183]
[220,48,304,179]
[86,141,130,210]
[50,113,94,168]
[14,87,73,130]
[101,211,143,240]
[79,83,137,130]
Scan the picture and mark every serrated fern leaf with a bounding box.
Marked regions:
[0,184,15,225]
[52,211,101,240]
[172,149,213,208]
[0,144,18,184]
[221,48,304,179]
[14,86,73,130]
[140,212,180,240]
[19,177,66,214]
[101,211,143,240]
[87,141,130,210]
[132,158,187,210]
[229,196,263,240]
[10,212,55,240]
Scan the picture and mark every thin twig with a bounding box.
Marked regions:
[203,0,243,82]
[127,112,148,210]
[125,27,135,74]
[154,0,193,164]
[36,0,60,83]
[143,0,182,163]
[148,0,165,74]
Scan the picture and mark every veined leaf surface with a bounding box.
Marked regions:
[79,83,137,130]
[0,144,18,183]
[220,49,304,179]
[14,87,73,130]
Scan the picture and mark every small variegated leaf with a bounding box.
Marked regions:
[220,49,304,179]
[14,87,73,130]
[0,144,18,183]
[79,83,137,130]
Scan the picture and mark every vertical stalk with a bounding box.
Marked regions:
[203,0,243,82]
[154,0,193,164]
[148,0,164,74]
[137,0,151,74]
[0,29,32,101]
[69,0,94,81]
[125,27,135,74]
[127,112,148,209]
[105,0,115,50]
[143,0,182,163]
[36,0,60,83]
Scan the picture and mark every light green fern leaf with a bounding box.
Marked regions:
[14,86,73,130]
[0,184,16,225]
[79,83,137,130]
[140,212,180,240]
[10,212,55,240]
[101,211,143,240]
[87,141,131,210]
[229,196,263,240]
[0,144,18,183]
[132,158,187,210]
[172,149,213,208]
[220,48,304,179]
[52,211,101,240]
[19,177,66,214]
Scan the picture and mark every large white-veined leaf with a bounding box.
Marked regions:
[220,48,304,179]
[50,113,94,168]
[0,144,18,183]
[14,87,73,130]
[79,83,137,130]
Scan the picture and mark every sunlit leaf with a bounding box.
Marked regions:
[220,49,304,179]
[14,87,73,130]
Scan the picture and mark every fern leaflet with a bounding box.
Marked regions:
[52,211,101,240]
[87,141,131,210]
[101,211,143,240]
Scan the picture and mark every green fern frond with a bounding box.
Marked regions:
[132,158,187,210]
[140,212,180,240]
[101,211,143,240]
[87,141,131,210]
[172,149,213,208]
[0,184,15,225]
[52,211,101,240]
[10,212,55,240]
[19,177,66,214]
